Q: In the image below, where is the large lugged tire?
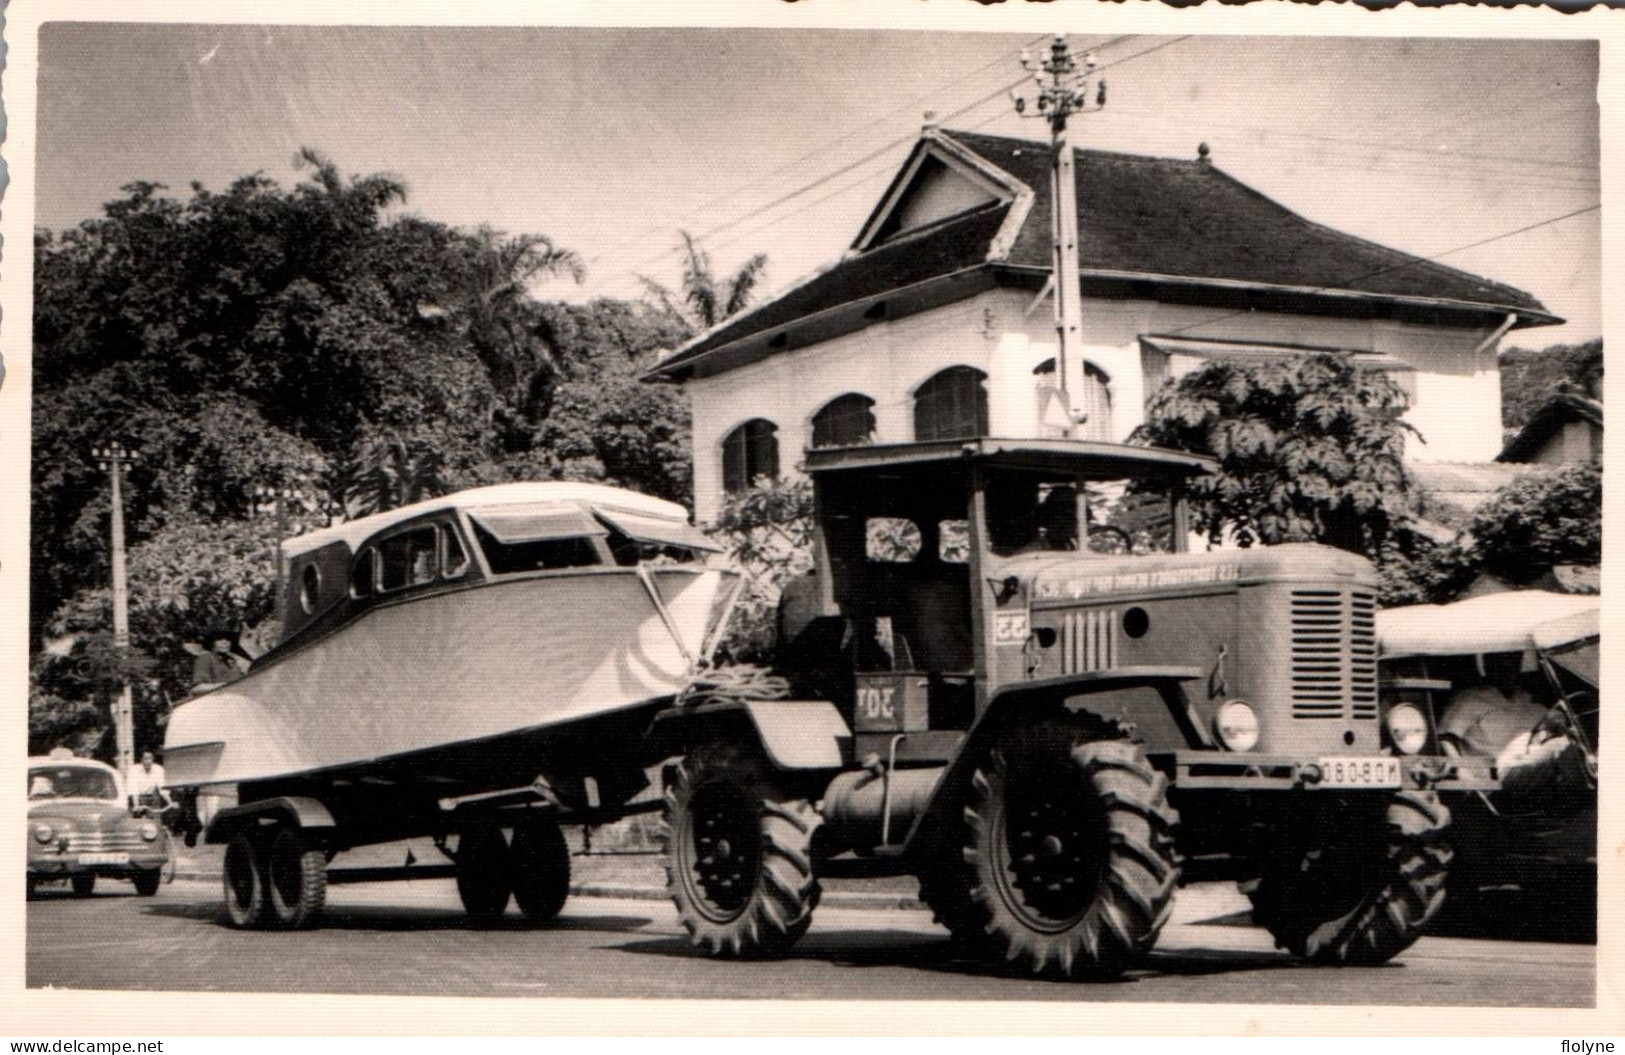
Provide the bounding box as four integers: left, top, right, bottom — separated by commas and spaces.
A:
952, 727, 1180, 978
661, 745, 821, 958
512, 820, 571, 922
222, 834, 267, 928
1245, 789, 1452, 965
456, 826, 514, 921
265, 829, 327, 929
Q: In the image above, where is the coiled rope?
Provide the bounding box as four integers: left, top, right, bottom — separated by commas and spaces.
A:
676, 663, 791, 707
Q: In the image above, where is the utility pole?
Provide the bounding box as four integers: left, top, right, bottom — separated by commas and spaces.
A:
1013, 35, 1107, 437
93, 441, 137, 779
252, 483, 295, 615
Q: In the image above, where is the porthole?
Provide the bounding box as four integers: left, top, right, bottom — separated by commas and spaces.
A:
1123, 606, 1150, 639
299, 565, 322, 615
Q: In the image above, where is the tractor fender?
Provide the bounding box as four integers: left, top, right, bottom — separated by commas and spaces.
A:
903, 665, 1205, 849
204, 795, 337, 845
647, 699, 852, 771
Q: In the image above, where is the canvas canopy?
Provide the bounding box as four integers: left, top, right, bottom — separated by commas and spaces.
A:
1378, 591, 1600, 659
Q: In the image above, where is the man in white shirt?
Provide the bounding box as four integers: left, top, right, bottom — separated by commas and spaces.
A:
127, 751, 170, 812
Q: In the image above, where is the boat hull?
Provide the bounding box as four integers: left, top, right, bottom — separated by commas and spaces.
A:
164, 567, 734, 789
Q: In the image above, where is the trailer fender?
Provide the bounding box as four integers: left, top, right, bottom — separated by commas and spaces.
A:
648, 700, 852, 771
906, 665, 1204, 848
204, 795, 337, 845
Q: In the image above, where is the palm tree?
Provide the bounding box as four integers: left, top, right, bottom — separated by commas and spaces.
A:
344, 438, 447, 518
642, 231, 768, 332
449, 226, 584, 400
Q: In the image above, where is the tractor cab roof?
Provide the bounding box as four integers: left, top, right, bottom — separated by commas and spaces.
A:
803, 437, 1215, 482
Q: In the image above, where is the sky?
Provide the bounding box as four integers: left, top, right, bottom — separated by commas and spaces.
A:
35, 25, 1602, 345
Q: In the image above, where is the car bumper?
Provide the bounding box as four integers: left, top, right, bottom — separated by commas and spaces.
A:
28, 852, 169, 877
1168, 751, 1500, 793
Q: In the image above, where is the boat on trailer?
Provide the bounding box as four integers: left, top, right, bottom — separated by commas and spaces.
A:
162, 481, 738, 928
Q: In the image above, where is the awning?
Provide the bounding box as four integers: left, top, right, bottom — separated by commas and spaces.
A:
467, 504, 606, 545
1378, 591, 1600, 658
1140, 335, 1415, 372
595, 507, 722, 552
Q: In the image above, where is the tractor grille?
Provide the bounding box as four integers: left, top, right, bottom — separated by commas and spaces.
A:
1289, 588, 1378, 720
1060, 609, 1116, 674
65, 830, 149, 853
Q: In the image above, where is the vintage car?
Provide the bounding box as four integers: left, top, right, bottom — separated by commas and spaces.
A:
27, 752, 170, 898
1378, 591, 1598, 918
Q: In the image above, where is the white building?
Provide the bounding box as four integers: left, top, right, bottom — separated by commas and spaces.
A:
644, 127, 1560, 523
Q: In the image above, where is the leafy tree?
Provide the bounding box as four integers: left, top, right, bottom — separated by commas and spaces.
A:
1500, 338, 1603, 436
641, 230, 768, 331
705, 477, 815, 661
1132, 353, 1416, 558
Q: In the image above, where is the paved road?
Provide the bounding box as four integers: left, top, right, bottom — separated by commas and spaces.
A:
26, 879, 1593, 1006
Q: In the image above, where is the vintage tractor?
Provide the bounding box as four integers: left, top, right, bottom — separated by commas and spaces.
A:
652, 437, 1494, 977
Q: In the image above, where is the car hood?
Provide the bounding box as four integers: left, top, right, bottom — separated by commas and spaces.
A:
28, 799, 132, 828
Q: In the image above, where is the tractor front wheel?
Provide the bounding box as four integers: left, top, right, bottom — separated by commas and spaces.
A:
954, 727, 1180, 978
1245, 789, 1452, 965
662, 745, 820, 958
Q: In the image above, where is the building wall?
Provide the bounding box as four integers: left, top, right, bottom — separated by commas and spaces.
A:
685, 287, 1508, 521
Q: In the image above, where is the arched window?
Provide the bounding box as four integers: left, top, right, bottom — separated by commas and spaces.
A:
1034, 358, 1113, 441
913, 366, 989, 442
721, 418, 780, 495
811, 394, 877, 449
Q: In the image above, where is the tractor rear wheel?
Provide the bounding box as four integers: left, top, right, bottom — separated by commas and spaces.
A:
222, 834, 267, 928
265, 829, 327, 929
1244, 789, 1452, 965
954, 726, 1180, 978
662, 745, 820, 958
512, 820, 571, 922
456, 826, 514, 921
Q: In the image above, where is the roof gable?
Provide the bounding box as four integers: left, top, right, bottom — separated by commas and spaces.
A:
647, 128, 1556, 383
1497, 392, 1603, 463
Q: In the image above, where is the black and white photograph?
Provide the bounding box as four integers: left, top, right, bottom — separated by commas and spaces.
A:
4, 0, 1614, 1036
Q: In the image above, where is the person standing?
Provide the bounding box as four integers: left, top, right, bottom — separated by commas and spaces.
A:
191, 630, 242, 694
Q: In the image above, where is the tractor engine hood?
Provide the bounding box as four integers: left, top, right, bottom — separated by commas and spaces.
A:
1000, 542, 1375, 607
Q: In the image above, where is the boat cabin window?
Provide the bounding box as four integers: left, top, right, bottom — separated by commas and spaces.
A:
476, 528, 600, 574
351, 548, 379, 599
467, 504, 607, 575
442, 526, 470, 580
594, 507, 719, 568
984, 470, 1080, 556
377, 527, 442, 592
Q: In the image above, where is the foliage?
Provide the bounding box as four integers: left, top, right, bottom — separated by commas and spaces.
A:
641, 230, 768, 331
1377, 463, 1601, 605
1499, 339, 1603, 435
1132, 353, 1417, 558
705, 477, 816, 661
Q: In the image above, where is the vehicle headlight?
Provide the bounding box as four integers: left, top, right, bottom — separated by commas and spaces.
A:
1214, 700, 1260, 752
139, 822, 160, 842
1387, 704, 1429, 755
33, 823, 54, 844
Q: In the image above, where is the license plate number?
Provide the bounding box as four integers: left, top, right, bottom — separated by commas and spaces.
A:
1316, 757, 1401, 789
78, 852, 129, 865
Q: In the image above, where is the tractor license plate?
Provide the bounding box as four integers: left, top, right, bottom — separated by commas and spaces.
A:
1315, 757, 1401, 789
78, 852, 128, 865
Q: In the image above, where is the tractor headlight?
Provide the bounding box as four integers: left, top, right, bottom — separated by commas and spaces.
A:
1386, 704, 1429, 755
139, 822, 160, 842
33, 823, 54, 844
1214, 700, 1260, 752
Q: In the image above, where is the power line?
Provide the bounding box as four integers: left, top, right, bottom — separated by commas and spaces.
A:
1160, 203, 1600, 339
602, 34, 1159, 286
583, 34, 1058, 270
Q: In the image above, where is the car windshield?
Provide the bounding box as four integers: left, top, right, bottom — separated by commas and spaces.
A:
28, 766, 119, 801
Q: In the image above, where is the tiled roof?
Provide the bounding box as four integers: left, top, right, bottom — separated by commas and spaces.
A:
649, 129, 1553, 380
1498, 392, 1603, 463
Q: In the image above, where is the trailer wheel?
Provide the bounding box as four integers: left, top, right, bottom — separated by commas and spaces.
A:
132, 869, 162, 897
956, 727, 1179, 978
455, 826, 513, 921
511, 820, 571, 922
662, 745, 821, 958
71, 875, 96, 898
265, 829, 327, 929
1245, 790, 1452, 965
223, 833, 268, 928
